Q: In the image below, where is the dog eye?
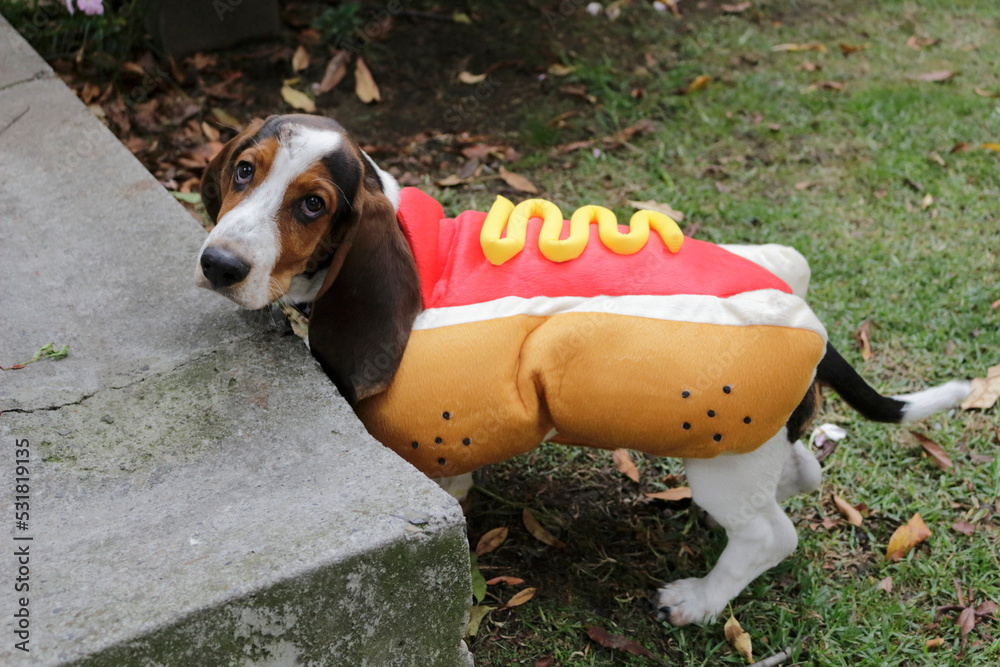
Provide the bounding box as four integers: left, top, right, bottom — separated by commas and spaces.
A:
234, 161, 254, 185
301, 195, 325, 217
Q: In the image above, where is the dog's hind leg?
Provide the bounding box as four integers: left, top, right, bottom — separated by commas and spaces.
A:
657, 429, 798, 626
775, 440, 822, 502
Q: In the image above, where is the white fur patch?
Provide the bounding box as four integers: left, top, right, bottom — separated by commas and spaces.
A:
362, 150, 401, 212
198, 125, 343, 309
895, 380, 972, 422
414, 290, 828, 340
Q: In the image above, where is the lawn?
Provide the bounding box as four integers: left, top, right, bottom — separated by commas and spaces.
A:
449, 1, 998, 664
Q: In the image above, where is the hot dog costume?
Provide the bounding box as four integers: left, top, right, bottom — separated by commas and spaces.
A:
354, 188, 827, 478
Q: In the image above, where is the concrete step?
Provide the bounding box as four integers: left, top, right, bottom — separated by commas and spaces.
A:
0, 16, 472, 666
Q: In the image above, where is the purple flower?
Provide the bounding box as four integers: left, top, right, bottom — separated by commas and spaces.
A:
66, 0, 105, 15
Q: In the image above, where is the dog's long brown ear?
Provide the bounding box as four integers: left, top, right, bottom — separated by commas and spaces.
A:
308, 164, 422, 405
200, 118, 265, 223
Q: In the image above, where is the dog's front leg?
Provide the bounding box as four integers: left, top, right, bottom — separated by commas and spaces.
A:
657, 429, 798, 626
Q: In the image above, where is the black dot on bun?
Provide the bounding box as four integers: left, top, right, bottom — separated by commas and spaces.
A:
438, 457, 446, 465
707, 410, 716, 418
713, 433, 723, 442
681, 390, 691, 398
411, 441, 419, 449
435, 437, 443, 444
723, 385, 732, 394
682, 422, 691, 430
442, 411, 451, 420
462, 437, 471, 446
744, 416, 752, 424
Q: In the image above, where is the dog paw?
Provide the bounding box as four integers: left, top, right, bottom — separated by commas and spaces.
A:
655, 578, 722, 626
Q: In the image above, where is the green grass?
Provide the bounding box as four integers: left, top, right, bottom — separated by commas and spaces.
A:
459, 0, 999, 664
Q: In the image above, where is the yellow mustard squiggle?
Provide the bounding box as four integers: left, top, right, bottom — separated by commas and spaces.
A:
480, 195, 684, 265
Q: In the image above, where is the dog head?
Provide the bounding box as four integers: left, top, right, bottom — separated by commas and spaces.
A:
195, 114, 400, 309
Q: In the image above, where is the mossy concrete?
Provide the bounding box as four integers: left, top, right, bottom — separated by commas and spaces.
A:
0, 17, 472, 666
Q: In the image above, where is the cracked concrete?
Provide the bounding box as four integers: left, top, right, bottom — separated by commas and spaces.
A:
0, 16, 472, 666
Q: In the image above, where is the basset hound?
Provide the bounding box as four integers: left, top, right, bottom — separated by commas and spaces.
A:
195, 114, 971, 626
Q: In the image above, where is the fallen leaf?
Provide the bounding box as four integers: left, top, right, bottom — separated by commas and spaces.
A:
470, 554, 487, 602
645, 487, 692, 501
291, 45, 310, 73
466, 605, 495, 636
833, 493, 864, 527
886, 513, 932, 562
210, 107, 242, 130
458, 71, 487, 84
951, 520, 975, 536
686, 74, 712, 94
354, 57, 381, 103
839, 42, 866, 56
912, 70, 958, 82
795, 181, 816, 190
772, 42, 827, 53
628, 200, 684, 221
314, 50, 350, 94
921, 193, 935, 209
950, 142, 970, 153
928, 151, 947, 167
715, 181, 733, 194
906, 36, 938, 50
585, 626, 657, 659
504, 587, 537, 608
957, 606, 976, 636
452, 11, 472, 24
809, 80, 846, 92
200, 122, 220, 142
926, 636, 945, 648
558, 139, 595, 153
476, 527, 509, 555
720, 2, 751, 12
856, 319, 873, 360
281, 85, 316, 112
724, 615, 753, 662
435, 174, 467, 187
796, 61, 821, 72
523, 508, 566, 548
612, 449, 640, 483
877, 576, 893, 594
981, 142, 1000, 152
910, 431, 953, 470
961, 364, 1000, 410
547, 63, 575, 76
975, 600, 998, 616
499, 166, 539, 194
974, 88, 1000, 98
485, 576, 525, 586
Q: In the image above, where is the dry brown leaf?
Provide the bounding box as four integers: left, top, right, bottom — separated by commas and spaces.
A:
951, 520, 975, 536
210, 107, 242, 130
797, 61, 821, 72
200, 121, 220, 142
435, 175, 467, 187
645, 487, 692, 501
504, 587, 537, 608
886, 513, 932, 562
974, 88, 1000, 98
724, 615, 753, 662
612, 449, 640, 483
833, 494, 864, 527
354, 57, 381, 103
686, 75, 712, 94
476, 527, 509, 556
856, 319, 873, 360
907, 36, 938, 50
913, 70, 958, 82
585, 626, 657, 659
910, 431, 953, 470
720, 2, 751, 13
281, 85, 316, 112
292, 45, 310, 73
957, 606, 976, 636
628, 200, 685, 222
950, 142, 970, 153
315, 50, 350, 94
981, 142, 1000, 152
922, 193, 935, 211
485, 576, 525, 586
458, 71, 487, 84
547, 63, 575, 76
499, 166, 539, 194
522, 508, 566, 548
877, 576, 893, 594
809, 80, 847, 92
961, 364, 1000, 410
772, 42, 827, 53
839, 42, 866, 56
926, 636, 945, 648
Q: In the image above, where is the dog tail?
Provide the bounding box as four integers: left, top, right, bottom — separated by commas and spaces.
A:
816, 342, 971, 423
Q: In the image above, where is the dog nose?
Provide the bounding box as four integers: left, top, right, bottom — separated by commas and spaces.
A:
200, 247, 250, 288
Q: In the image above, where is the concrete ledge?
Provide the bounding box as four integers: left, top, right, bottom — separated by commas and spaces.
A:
0, 17, 472, 666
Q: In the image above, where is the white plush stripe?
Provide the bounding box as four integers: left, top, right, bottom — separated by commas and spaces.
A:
895, 380, 972, 422
413, 289, 828, 340
719, 244, 811, 299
